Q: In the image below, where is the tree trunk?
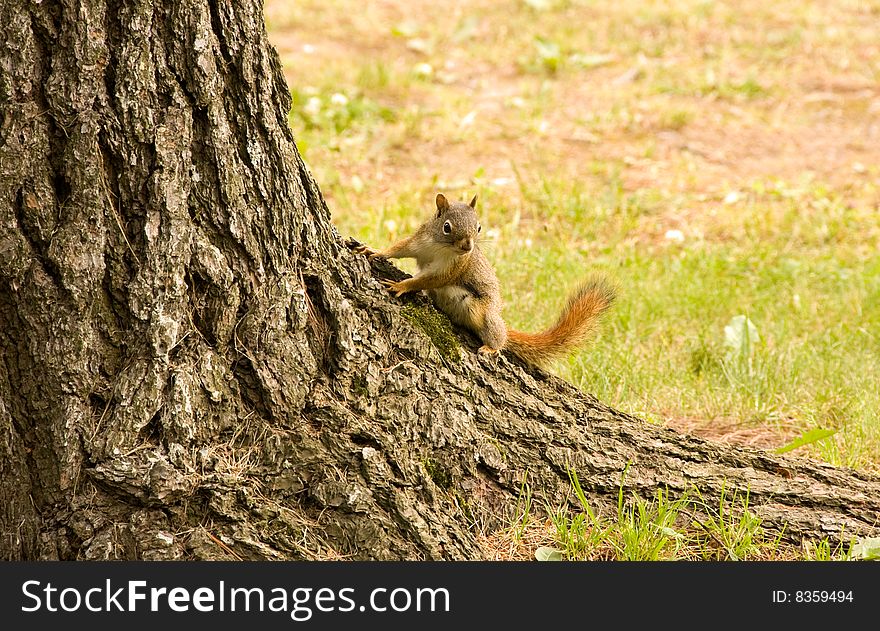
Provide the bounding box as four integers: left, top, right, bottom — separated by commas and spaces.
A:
1, 0, 877, 561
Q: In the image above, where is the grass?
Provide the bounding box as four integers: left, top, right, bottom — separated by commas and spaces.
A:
266, 0, 880, 555
492, 468, 857, 561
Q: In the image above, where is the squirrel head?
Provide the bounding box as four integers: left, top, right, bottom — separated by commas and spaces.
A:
433, 193, 481, 255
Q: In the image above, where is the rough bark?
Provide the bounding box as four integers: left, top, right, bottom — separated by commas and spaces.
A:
1, 0, 877, 561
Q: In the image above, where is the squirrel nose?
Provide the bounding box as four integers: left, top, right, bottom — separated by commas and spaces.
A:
459, 239, 473, 252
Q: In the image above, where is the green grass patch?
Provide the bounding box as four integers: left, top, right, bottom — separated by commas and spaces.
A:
484, 175, 880, 468
537, 468, 843, 561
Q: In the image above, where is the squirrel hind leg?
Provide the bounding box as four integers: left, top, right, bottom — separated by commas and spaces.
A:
479, 310, 508, 353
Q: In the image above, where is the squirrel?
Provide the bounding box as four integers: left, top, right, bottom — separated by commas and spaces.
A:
355, 193, 615, 367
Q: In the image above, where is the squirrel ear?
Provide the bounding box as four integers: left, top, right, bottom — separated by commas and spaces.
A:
469, 194, 478, 209
436, 193, 449, 216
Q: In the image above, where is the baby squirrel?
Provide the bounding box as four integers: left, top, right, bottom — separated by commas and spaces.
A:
355, 193, 615, 367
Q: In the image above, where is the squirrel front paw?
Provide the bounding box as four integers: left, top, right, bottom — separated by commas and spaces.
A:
381, 278, 410, 298
478, 345, 500, 356
354, 244, 384, 259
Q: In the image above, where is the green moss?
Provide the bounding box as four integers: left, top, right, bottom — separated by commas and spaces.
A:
402, 304, 462, 362
452, 490, 477, 527
423, 458, 453, 490
351, 375, 369, 397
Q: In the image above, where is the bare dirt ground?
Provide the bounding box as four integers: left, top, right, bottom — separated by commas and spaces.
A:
266, 0, 879, 206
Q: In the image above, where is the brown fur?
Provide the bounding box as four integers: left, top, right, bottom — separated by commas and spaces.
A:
505, 278, 616, 367
356, 194, 615, 367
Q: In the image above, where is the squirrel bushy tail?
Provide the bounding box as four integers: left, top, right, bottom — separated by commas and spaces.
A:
505, 278, 616, 367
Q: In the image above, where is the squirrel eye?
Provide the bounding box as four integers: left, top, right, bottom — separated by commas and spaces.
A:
477, 224, 482, 233
443, 221, 452, 234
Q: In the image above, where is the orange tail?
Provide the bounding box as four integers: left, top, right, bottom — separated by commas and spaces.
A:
505, 278, 615, 367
